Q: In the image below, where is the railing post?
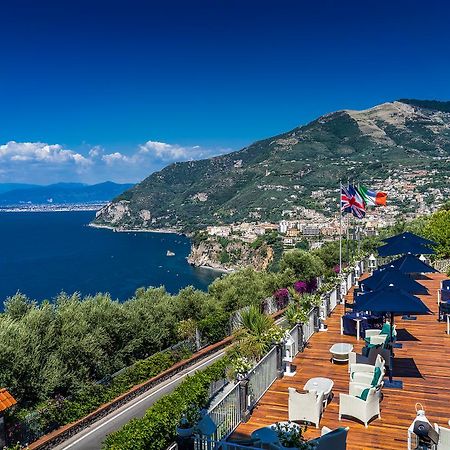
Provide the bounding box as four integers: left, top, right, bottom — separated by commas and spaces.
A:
326, 293, 331, 317
276, 343, 284, 379
176, 435, 194, 450
313, 307, 320, 332
239, 379, 251, 423
298, 323, 305, 351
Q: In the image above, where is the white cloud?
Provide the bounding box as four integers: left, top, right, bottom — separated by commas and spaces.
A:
0, 139, 230, 184
102, 152, 130, 164
0, 141, 90, 165
139, 141, 190, 160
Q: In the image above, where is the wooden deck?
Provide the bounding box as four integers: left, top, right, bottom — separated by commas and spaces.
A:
233, 273, 450, 449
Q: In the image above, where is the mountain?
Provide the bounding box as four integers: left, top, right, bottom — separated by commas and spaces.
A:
0, 183, 40, 194
94, 100, 450, 231
0, 182, 134, 206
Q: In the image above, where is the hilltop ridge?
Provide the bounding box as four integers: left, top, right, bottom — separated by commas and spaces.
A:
94, 100, 450, 232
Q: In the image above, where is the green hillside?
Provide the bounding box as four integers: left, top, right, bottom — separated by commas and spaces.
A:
94, 101, 450, 232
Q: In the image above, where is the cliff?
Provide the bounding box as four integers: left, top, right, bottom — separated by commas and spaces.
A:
187, 236, 274, 272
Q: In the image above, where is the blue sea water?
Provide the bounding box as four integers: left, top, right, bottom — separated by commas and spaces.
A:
0, 211, 221, 306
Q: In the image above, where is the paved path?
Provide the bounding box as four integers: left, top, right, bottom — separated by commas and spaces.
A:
54, 349, 226, 450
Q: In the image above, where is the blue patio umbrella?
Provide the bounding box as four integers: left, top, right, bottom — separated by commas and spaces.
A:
380, 254, 438, 274
360, 267, 429, 295
382, 231, 437, 247
378, 240, 435, 257
353, 284, 431, 388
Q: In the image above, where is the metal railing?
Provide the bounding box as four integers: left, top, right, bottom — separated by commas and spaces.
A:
208, 383, 242, 441
302, 308, 316, 344
194, 437, 262, 450
346, 272, 353, 290
288, 324, 300, 357
329, 288, 338, 312
247, 346, 278, 409
187, 270, 362, 448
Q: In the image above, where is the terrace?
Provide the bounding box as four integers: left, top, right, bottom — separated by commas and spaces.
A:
231, 272, 450, 449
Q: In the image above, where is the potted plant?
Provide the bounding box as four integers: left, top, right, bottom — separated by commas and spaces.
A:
273, 422, 316, 449
176, 404, 202, 437
264, 325, 288, 345
230, 356, 253, 381
285, 303, 309, 326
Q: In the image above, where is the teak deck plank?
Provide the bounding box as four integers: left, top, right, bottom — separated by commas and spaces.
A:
233, 273, 450, 449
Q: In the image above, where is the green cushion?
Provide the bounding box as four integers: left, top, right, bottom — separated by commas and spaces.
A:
380, 323, 391, 335
371, 367, 382, 386
357, 388, 370, 401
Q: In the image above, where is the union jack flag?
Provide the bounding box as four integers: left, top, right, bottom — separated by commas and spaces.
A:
341, 184, 366, 219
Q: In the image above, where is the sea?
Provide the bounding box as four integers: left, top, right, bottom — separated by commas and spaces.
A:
0, 210, 221, 307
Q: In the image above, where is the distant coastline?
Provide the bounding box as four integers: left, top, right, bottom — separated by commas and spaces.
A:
0, 203, 106, 213
88, 222, 185, 236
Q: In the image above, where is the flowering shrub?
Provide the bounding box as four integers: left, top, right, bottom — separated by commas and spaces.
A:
264, 325, 288, 345
273, 421, 315, 449
333, 264, 340, 274
274, 288, 289, 309
293, 281, 308, 294
306, 278, 317, 293
229, 356, 253, 380
293, 278, 318, 296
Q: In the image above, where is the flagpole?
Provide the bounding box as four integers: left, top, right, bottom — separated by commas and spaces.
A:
339, 180, 342, 275
346, 178, 350, 264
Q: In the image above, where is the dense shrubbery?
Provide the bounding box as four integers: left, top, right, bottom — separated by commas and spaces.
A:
8, 346, 192, 443
102, 358, 229, 450
1, 289, 188, 404
0, 248, 329, 403
1, 246, 340, 446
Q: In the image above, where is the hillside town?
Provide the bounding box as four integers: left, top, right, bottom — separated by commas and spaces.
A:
205, 166, 448, 249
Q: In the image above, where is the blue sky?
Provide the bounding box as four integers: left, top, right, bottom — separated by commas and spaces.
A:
1, 0, 450, 183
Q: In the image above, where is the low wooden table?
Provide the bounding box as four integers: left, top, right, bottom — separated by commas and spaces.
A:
329, 343, 353, 363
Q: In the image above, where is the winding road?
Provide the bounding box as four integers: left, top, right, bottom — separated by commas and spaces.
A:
54, 349, 226, 450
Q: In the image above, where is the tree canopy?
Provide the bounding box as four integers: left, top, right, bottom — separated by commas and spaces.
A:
279, 249, 325, 281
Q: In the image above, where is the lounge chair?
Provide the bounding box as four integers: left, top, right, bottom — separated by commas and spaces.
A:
339, 387, 381, 427
351, 365, 385, 389
348, 347, 390, 372
365, 334, 389, 348
349, 380, 384, 400
350, 355, 385, 381
364, 323, 397, 344
288, 387, 324, 428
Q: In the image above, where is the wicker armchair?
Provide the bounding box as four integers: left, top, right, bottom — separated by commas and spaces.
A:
288, 387, 324, 428
434, 420, 450, 450
339, 387, 381, 427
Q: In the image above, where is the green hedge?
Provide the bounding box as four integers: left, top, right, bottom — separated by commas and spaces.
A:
12, 346, 193, 440
102, 357, 228, 450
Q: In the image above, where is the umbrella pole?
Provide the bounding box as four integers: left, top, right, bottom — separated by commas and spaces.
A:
385, 312, 403, 389
389, 312, 394, 383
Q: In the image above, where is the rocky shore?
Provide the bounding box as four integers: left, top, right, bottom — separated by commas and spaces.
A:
187, 236, 273, 272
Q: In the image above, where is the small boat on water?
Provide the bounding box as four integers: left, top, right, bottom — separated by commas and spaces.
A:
166, 250, 175, 256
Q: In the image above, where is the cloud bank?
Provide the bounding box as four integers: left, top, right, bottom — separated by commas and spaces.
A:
0, 140, 229, 184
